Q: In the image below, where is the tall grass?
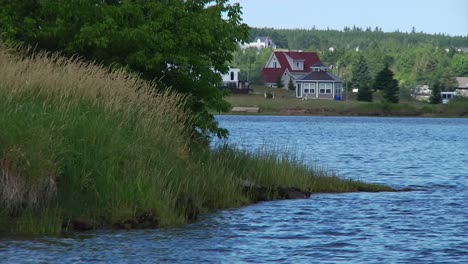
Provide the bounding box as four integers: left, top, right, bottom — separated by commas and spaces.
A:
0, 43, 193, 233
0, 44, 392, 235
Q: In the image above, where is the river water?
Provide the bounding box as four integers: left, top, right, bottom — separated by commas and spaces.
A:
1, 116, 468, 263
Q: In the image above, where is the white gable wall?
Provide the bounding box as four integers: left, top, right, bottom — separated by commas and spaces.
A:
221, 68, 240, 83
265, 54, 281, 68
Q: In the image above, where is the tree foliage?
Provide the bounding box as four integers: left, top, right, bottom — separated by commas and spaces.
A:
288, 78, 295, 90
0, 0, 249, 139
429, 82, 442, 104
383, 79, 400, 103
275, 74, 284, 88
357, 85, 373, 102
375, 63, 399, 103
352, 55, 373, 102
231, 47, 272, 84
374, 63, 394, 91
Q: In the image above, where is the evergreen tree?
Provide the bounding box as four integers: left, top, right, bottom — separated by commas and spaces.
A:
374, 63, 394, 91
352, 54, 373, 102
375, 63, 399, 103
288, 78, 295, 90
275, 75, 284, 88
429, 82, 442, 104
357, 84, 373, 102
383, 79, 400, 103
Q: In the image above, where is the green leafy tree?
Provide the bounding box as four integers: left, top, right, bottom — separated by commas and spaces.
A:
438, 70, 458, 91
429, 82, 442, 104
375, 63, 399, 103
231, 47, 272, 84
0, 0, 249, 139
287, 78, 295, 90
451, 54, 468, 77
352, 54, 373, 102
275, 75, 284, 88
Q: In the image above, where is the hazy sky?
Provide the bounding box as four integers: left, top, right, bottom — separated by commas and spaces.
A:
231, 0, 468, 36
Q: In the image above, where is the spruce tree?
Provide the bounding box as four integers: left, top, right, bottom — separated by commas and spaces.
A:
275, 75, 284, 88
375, 63, 399, 103
352, 54, 373, 102
374, 63, 393, 91
288, 78, 295, 90
357, 84, 373, 102
429, 82, 442, 104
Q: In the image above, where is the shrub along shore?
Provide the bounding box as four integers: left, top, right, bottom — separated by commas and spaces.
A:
0, 45, 394, 236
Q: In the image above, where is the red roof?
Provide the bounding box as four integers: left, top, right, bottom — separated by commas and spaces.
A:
262, 51, 321, 83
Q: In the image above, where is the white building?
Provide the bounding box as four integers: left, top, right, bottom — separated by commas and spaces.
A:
220, 68, 240, 88
241, 36, 275, 49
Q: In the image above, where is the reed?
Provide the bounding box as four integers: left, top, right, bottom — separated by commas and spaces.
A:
0, 44, 392, 235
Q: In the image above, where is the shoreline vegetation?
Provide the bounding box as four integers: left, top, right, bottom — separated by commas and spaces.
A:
224, 86, 468, 117
0, 45, 395, 236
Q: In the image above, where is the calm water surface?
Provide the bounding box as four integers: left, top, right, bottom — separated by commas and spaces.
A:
1, 116, 467, 263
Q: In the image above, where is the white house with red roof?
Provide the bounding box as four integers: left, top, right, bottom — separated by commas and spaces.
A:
262, 50, 343, 99
262, 50, 320, 87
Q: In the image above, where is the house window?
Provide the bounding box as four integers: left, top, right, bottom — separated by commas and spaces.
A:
303, 83, 315, 94
230, 71, 235, 81
319, 83, 332, 94
293, 61, 304, 70
273, 62, 277, 68
296, 83, 302, 97
309, 83, 316, 94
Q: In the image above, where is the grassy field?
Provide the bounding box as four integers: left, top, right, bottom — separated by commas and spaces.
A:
0, 44, 393, 236
225, 85, 468, 117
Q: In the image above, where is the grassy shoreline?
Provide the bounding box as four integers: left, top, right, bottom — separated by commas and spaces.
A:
1, 45, 393, 236
224, 87, 468, 118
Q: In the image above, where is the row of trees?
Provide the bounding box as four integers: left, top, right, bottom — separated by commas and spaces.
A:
250, 27, 467, 54
352, 55, 399, 103
0, 0, 249, 139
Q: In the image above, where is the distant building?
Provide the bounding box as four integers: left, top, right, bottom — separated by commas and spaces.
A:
412, 84, 432, 101
441, 91, 457, 104
455, 77, 468, 97
295, 64, 343, 100
241, 36, 276, 49
219, 67, 250, 93
262, 50, 321, 87
262, 50, 342, 99
220, 68, 240, 88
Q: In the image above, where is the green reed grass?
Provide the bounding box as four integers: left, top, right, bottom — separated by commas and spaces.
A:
0, 43, 392, 235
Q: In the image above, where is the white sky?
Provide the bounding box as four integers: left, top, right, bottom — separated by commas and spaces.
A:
230, 0, 468, 36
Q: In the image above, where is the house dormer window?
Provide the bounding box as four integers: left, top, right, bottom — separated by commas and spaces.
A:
293, 61, 304, 70
273, 62, 277, 68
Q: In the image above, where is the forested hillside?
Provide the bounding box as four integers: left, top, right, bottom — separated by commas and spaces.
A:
233, 27, 468, 90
